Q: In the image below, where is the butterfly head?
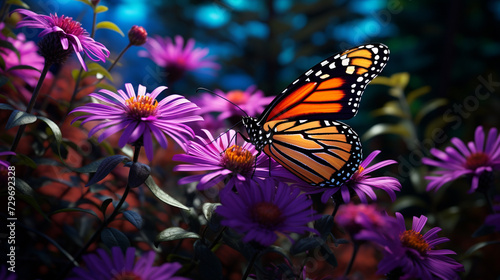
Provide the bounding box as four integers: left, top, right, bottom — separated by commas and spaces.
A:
241, 116, 266, 150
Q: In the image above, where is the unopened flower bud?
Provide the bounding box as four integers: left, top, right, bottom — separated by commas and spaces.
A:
128, 25, 147, 46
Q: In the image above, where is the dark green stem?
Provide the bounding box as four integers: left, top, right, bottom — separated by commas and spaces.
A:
482, 189, 495, 214
242, 250, 259, 280
209, 226, 227, 250
59, 145, 141, 279
0, 3, 11, 22
77, 43, 132, 93
344, 242, 360, 277
331, 201, 340, 219
9, 62, 51, 155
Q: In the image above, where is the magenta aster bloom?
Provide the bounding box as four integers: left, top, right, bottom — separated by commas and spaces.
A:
14, 9, 109, 70
68, 247, 189, 280
173, 129, 300, 191
216, 179, 321, 247
197, 85, 274, 120
336, 203, 396, 241
0, 23, 46, 100
359, 213, 464, 280
138, 35, 219, 82
423, 126, 500, 193
302, 150, 401, 204
0, 151, 15, 169
71, 83, 202, 161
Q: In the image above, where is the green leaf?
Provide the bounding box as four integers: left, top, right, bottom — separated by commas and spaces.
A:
7, 0, 30, 8
51, 207, 99, 218
372, 100, 406, 118
95, 82, 117, 92
71, 69, 82, 81
7, 64, 42, 73
101, 227, 130, 251
6, 110, 37, 129
95, 21, 125, 36
37, 116, 63, 158
95, 5, 109, 13
99, 198, 113, 214
463, 241, 500, 258
14, 177, 34, 196
373, 72, 410, 89
123, 210, 143, 229
81, 62, 113, 81
144, 176, 189, 210
414, 98, 448, 124
406, 86, 431, 104
73, 158, 106, 173
361, 122, 411, 141
86, 155, 128, 186
15, 153, 37, 169
0, 103, 15, 111
194, 240, 223, 280
155, 227, 200, 246
17, 192, 49, 221
392, 196, 428, 212
0, 40, 20, 61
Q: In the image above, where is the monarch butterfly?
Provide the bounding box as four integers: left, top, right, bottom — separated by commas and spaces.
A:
242, 43, 390, 187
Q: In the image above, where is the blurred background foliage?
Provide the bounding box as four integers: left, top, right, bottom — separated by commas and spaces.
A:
12, 0, 500, 278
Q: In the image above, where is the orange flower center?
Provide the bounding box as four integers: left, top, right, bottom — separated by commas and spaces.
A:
226, 90, 247, 105
111, 271, 142, 280
465, 152, 490, 170
251, 202, 283, 228
221, 145, 255, 174
125, 95, 158, 119
400, 229, 431, 255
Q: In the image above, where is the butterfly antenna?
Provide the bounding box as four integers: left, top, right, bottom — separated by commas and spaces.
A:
196, 87, 250, 117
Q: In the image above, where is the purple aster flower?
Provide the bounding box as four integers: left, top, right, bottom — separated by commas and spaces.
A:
358, 213, 464, 280
302, 150, 401, 204
14, 9, 109, 70
336, 203, 396, 241
216, 179, 321, 247
68, 247, 189, 280
423, 126, 500, 193
138, 35, 219, 82
0, 152, 16, 170
173, 129, 300, 191
70, 83, 203, 161
0, 23, 46, 100
197, 85, 274, 120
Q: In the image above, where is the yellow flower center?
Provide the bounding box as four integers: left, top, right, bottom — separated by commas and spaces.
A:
221, 145, 255, 174
111, 271, 142, 280
400, 229, 431, 255
226, 90, 247, 105
251, 202, 283, 229
465, 152, 490, 170
125, 95, 158, 119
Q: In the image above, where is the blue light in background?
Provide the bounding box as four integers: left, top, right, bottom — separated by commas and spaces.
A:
113, 1, 148, 24
348, 0, 386, 15
195, 4, 231, 28
274, 0, 292, 13
312, 31, 326, 46
220, 73, 255, 90
245, 21, 269, 38
332, 18, 395, 45
490, 0, 500, 20
224, 0, 264, 11
292, 14, 307, 29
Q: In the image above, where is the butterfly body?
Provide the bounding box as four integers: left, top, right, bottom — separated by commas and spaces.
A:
243, 43, 389, 188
